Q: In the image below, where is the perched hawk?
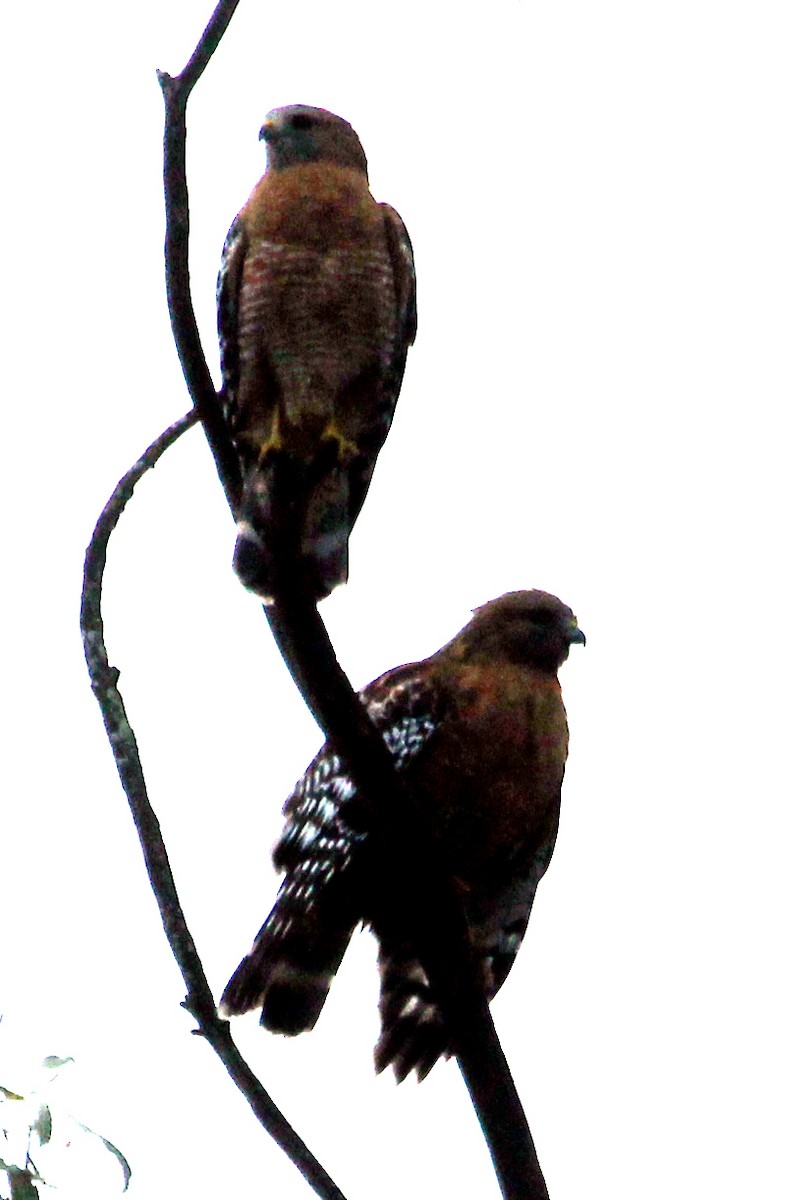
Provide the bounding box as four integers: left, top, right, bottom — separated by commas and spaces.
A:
221, 590, 585, 1081
217, 104, 416, 601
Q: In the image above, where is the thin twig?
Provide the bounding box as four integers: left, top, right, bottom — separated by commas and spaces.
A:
80, 411, 347, 1200
158, 0, 243, 511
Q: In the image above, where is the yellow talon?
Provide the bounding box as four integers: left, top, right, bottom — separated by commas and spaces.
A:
238, 408, 285, 463
322, 419, 359, 463
260, 407, 285, 461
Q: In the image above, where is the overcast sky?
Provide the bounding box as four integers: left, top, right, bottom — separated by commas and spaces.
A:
2, 2, 786, 1198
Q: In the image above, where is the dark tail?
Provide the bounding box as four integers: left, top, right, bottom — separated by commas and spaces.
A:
232, 454, 350, 602
220, 888, 356, 1034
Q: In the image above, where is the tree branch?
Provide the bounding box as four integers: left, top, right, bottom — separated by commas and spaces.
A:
80, 411, 347, 1200
157, 0, 243, 512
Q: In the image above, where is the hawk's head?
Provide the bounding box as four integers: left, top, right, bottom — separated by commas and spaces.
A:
260, 105, 368, 177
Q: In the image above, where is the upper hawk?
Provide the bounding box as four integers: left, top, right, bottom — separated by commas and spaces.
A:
217, 104, 417, 602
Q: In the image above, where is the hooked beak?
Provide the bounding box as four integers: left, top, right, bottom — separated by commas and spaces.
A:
567, 624, 586, 647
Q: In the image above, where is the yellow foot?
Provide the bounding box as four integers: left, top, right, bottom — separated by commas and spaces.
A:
322, 419, 359, 464
237, 408, 285, 464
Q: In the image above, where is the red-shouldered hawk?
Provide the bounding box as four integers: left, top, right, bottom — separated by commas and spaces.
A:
221, 590, 585, 1081
217, 104, 416, 602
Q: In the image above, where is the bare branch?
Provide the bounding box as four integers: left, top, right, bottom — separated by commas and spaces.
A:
80, 411, 347, 1200
157, 0, 243, 511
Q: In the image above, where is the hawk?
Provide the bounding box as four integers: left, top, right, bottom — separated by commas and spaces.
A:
221, 590, 585, 1081
217, 104, 416, 601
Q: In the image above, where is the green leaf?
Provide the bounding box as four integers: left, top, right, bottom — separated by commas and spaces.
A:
41, 1056, 74, 1071
7, 1166, 39, 1200
97, 1135, 131, 1192
32, 1106, 51, 1147
0, 1087, 24, 1101
74, 1123, 131, 1192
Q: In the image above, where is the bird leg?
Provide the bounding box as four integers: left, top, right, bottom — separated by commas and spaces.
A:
320, 418, 359, 465
255, 405, 285, 464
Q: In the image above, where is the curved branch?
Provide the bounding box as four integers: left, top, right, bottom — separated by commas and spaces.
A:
80, 411, 347, 1200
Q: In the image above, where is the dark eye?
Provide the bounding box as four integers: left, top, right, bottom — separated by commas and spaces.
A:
290, 113, 315, 131
529, 609, 553, 626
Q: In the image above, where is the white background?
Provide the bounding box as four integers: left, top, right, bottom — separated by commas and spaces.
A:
2, 2, 786, 1197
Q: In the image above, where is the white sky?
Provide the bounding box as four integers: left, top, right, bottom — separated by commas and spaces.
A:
2, 1, 786, 1197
